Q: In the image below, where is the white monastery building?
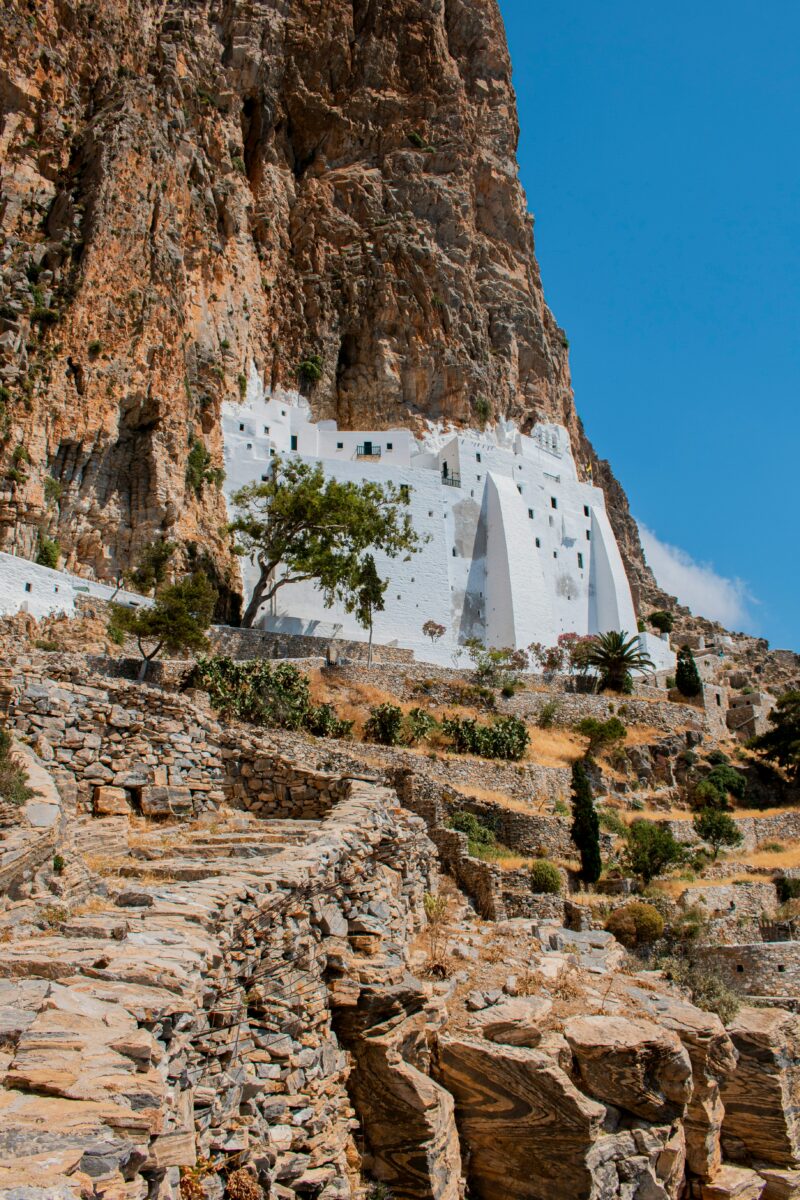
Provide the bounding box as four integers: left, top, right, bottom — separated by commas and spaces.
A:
222, 372, 672, 669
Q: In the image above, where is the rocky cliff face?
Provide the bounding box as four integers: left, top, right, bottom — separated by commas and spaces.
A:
0, 0, 656, 610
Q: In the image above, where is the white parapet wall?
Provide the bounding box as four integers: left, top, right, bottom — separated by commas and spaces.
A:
221, 369, 650, 667
0, 551, 149, 620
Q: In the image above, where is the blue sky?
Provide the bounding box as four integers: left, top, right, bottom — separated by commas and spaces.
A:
498, 0, 800, 649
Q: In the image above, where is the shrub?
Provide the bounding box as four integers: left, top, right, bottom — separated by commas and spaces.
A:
474, 397, 491, 425
305, 703, 353, 740
606, 901, 664, 948
442, 714, 530, 761
466, 639, 528, 689
87, 339, 102, 355
364, 703, 405, 746
192, 656, 348, 737
648, 610, 674, 634
598, 807, 628, 838
43, 475, 62, 505
660, 956, 740, 1023
296, 353, 323, 384
529, 860, 562, 894
449, 810, 504, 859
776, 877, 800, 904
35, 534, 60, 569
405, 706, 437, 744
52, 854, 65, 875
706, 749, 730, 766
186, 438, 224, 494
576, 716, 627, 758
422, 620, 446, 644
537, 700, 560, 729
676, 646, 702, 698
693, 763, 747, 810
623, 820, 685, 883
0, 726, 34, 807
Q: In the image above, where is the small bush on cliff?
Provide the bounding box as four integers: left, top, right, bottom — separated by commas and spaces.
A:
441, 714, 530, 761
0, 726, 34, 808
648, 610, 674, 634
35, 533, 60, 569
675, 646, 702, 697
449, 810, 506, 859
529, 860, 562, 894
693, 763, 747, 810
576, 716, 627, 758
296, 353, 323, 384
606, 901, 664, 948
186, 438, 224, 494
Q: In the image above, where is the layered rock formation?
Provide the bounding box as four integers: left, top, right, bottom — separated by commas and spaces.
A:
0, 0, 657, 609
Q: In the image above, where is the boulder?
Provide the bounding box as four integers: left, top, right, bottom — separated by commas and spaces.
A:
721, 1007, 800, 1168
93, 787, 130, 817
702, 1165, 766, 1200
473, 996, 552, 1047
631, 985, 737, 1179
759, 1168, 800, 1200
564, 1014, 692, 1122
139, 786, 193, 818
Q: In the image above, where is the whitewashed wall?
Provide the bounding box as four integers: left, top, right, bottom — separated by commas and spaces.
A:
0, 551, 149, 620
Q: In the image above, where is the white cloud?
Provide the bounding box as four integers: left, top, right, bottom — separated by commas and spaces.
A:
637, 522, 755, 630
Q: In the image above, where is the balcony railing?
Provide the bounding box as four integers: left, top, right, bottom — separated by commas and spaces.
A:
356, 444, 381, 458
442, 471, 461, 488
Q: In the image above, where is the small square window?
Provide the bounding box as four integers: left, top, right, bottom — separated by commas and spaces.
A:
239, 423, 245, 432
476, 452, 481, 463
583, 505, 589, 517
269, 448, 276, 456
477, 474, 482, 481
553, 550, 558, 558
428, 511, 433, 517
281, 409, 286, 416
261, 474, 268, 481
264, 425, 270, 434
246, 442, 252, 449
24, 582, 32, 593
528, 509, 534, 519
577, 552, 584, 569
337, 442, 343, 449
551, 496, 558, 509
386, 442, 393, 450
535, 538, 541, 548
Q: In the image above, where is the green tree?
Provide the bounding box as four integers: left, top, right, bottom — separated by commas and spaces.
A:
576, 716, 627, 758
582, 631, 654, 693
127, 537, 176, 596
750, 690, 800, 780
227, 457, 423, 626
648, 610, 674, 634
676, 646, 703, 697
109, 572, 216, 681
35, 534, 60, 569
693, 809, 743, 859
570, 759, 602, 883
623, 819, 684, 884
348, 553, 386, 668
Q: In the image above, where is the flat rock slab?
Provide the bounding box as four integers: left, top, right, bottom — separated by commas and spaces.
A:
473, 997, 553, 1047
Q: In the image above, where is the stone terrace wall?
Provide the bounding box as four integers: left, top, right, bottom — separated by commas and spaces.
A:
700, 943, 800, 1000
211, 625, 415, 664
666, 811, 800, 852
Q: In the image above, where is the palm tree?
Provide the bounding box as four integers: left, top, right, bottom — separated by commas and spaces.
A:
583, 630, 654, 693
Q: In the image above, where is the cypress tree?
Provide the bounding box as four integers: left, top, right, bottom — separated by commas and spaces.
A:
570, 759, 602, 883
676, 646, 702, 697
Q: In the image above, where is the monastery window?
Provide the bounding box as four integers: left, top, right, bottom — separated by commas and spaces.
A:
428, 511, 434, 517
528, 509, 534, 519
264, 425, 270, 434
577, 553, 584, 569
270, 448, 276, 456
584, 505, 590, 517
476, 452, 481, 462
452, 547, 457, 557
239, 423, 245, 431
290, 435, 298, 451
337, 442, 343, 449
281, 409, 286, 416
586, 530, 591, 540
54, 586, 59, 593
476, 474, 482, 481
551, 496, 558, 509
246, 442, 252, 449
386, 442, 393, 450
535, 538, 541, 548
553, 551, 558, 558
517, 485, 523, 494
24, 582, 32, 593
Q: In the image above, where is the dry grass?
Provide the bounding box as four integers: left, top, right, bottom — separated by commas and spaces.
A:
732, 843, 800, 870
527, 727, 585, 768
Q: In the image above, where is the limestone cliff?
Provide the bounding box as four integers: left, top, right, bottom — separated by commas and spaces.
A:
0, 0, 657, 611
